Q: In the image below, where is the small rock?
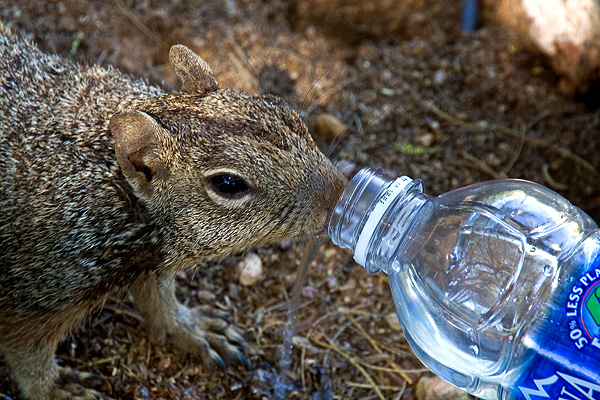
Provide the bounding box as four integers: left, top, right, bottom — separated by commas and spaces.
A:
237, 252, 264, 286
280, 240, 293, 250
385, 312, 402, 331
456, 112, 469, 121
485, 152, 502, 168
184, 366, 201, 376
484, 0, 600, 93
302, 285, 319, 299
426, 118, 443, 138
157, 356, 171, 371
128, 384, 152, 400
313, 113, 348, 142
326, 276, 338, 291
322, 247, 338, 261
433, 69, 446, 84
228, 281, 240, 297
416, 376, 471, 400
197, 289, 217, 302
416, 133, 435, 148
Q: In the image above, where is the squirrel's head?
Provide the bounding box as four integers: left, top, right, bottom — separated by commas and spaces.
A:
109, 45, 346, 260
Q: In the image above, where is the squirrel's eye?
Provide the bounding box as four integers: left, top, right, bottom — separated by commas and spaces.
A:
209, 174, 250, 197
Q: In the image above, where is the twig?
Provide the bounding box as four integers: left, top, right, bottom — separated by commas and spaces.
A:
100, 304, 144, 323
392, 381, 407, 400
502, 120, 526, 175
255, 298, 315, 345
256, 320, 287, 345
347, 382, 406, 391
170, 362, 191, 380
91, 355, 121, 365
423, 101, 599, 177
459, 150, 506, 179
359, 363, 429, 374
304, 73, 360, 116
542, 164, 568, 190
299, 307, 370, 392
311, 333, 387, 400
503, 110, 553, 174
114, 0, 162, 46
349, 317, 414, 384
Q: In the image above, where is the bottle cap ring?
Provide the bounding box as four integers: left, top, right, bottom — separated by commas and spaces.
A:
354, 176, 413, 266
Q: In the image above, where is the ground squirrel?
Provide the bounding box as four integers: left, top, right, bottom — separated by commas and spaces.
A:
0, 21, 346, 400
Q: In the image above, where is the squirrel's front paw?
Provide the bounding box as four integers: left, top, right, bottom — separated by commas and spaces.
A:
167, 304, 249, 369
50, 366, 110, 400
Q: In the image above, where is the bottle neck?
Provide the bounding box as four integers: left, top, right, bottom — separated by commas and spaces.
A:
328, 167, 427, 274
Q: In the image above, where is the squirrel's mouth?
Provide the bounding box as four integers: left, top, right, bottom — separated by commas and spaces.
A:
322, 207, 334, 235
305, 209, 331, 239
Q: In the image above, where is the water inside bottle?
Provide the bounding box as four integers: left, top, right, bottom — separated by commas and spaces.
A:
390, 262, 506, 398
388, 202, 563, 398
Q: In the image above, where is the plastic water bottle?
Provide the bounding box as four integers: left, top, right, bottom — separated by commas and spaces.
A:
328, 167, 600, 399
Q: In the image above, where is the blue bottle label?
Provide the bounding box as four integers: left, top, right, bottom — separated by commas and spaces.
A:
514, 261, 600, 399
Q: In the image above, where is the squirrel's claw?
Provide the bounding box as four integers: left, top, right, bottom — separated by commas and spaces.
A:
167, 304, 249, 370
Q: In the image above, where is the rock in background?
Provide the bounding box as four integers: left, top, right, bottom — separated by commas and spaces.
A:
483, 0, 600, 95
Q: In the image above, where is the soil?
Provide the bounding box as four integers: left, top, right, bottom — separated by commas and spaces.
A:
1, 0, 600, 399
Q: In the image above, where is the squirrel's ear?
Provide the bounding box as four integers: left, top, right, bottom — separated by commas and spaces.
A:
109, 110, 167, 196
169, 44, 218, 95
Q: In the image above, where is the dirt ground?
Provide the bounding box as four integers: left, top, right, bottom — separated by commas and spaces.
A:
1, 0, 600, 399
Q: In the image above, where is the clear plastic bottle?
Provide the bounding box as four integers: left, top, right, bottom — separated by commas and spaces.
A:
328, 167, 600, 399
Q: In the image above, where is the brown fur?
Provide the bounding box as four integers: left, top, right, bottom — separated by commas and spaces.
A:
0, 22, 345, 399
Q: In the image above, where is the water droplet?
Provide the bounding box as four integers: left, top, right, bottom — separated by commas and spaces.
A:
469, 345, 479, 357
530, 246, 536, 253
466, 328, 475, 340
447, 251, 458, 266
543, 265, 553, 277
391, 259, 402, 274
